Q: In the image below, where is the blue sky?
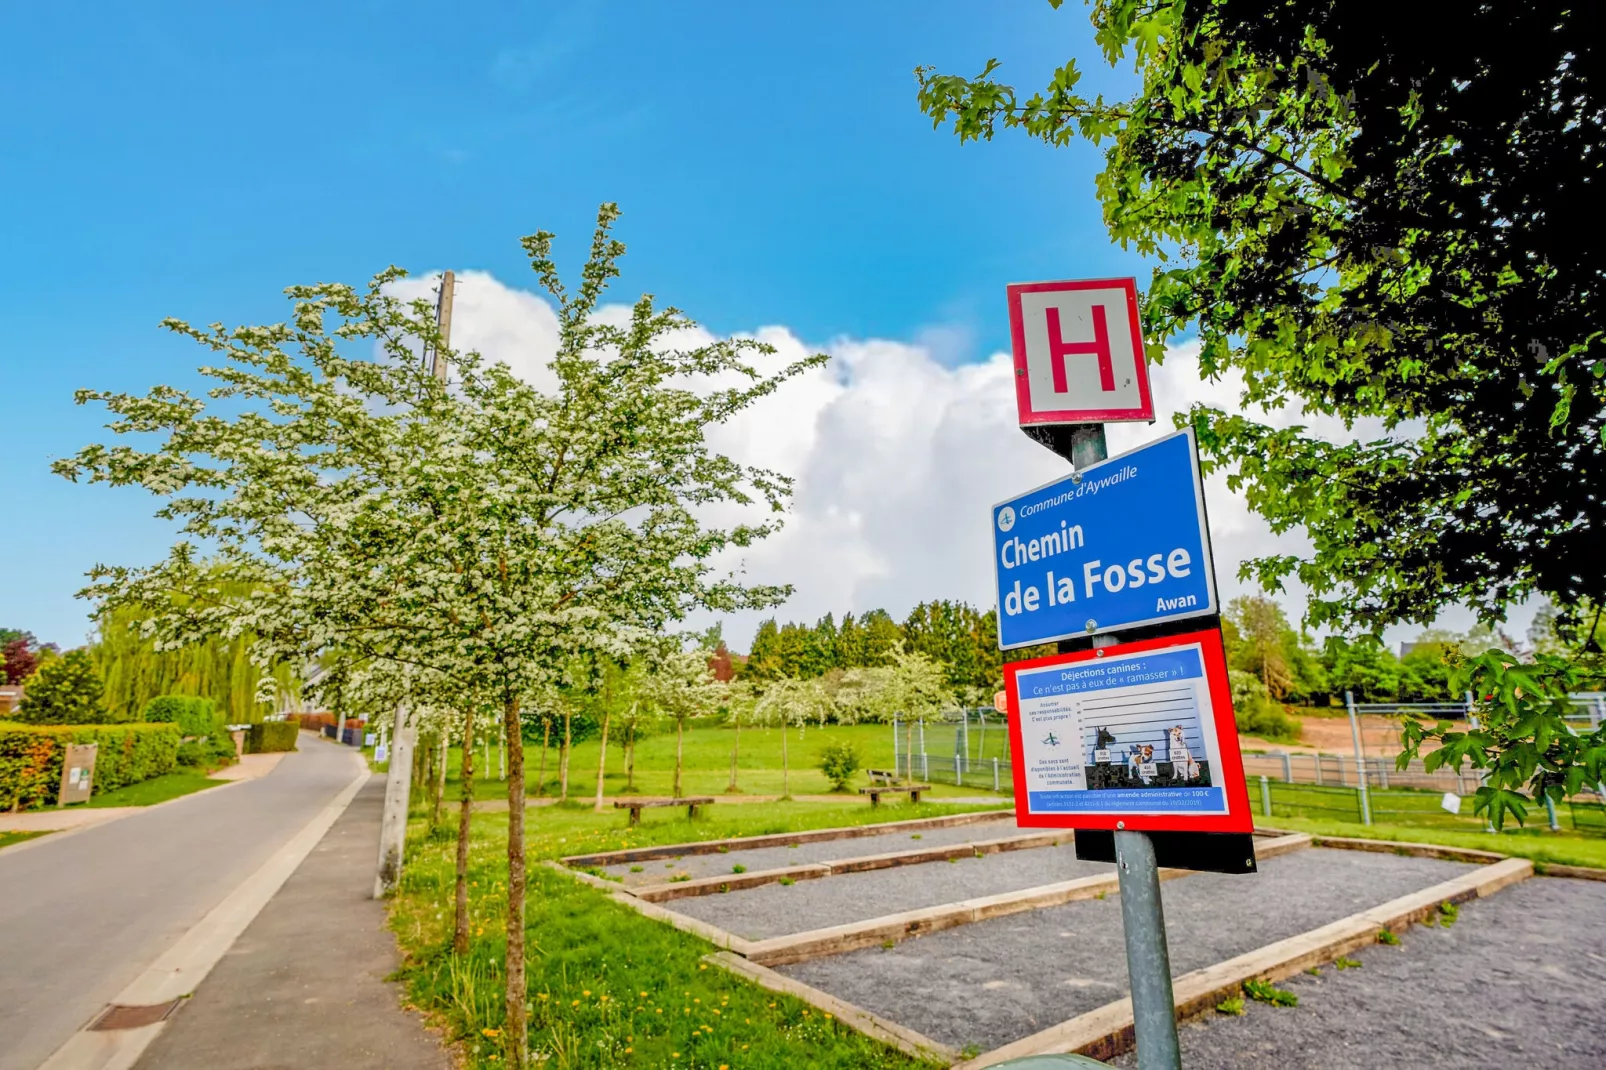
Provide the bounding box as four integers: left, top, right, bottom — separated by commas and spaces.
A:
3, 1, 1154, 648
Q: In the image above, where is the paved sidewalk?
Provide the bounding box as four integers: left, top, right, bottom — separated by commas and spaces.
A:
0, 736, 362, 1070
134, 774, 451, 1069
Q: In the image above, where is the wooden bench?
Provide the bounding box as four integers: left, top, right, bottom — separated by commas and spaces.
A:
865, 768, 898, 786
859, 784, 930, 807
614, 796, 715, 827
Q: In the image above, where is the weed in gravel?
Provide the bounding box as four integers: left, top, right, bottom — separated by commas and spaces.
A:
1378, 929, 1401, 945
717, 845, 729, 853
1216, 997, 1245, 1016
881, 939, 896, 950
1095, 891, 1107, 900
1437, 901, 1459, 926
630, 865, 644, 873
1335, 957, 1362, 970
1304, 967, 1320, 976
910, 834, 922, 840
669, 873, 691, 883
1243, 979, 1298, 1007
732, 864, 747, 874
961, 1044, 982, 1058
779, 877, 795, 886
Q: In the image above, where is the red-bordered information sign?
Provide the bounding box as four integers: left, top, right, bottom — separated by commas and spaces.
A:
1007, 277, 1154, 426
1004, 629, 1251, 833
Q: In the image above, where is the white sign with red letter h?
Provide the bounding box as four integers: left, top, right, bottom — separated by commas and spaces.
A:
1007, 277, 1154, 425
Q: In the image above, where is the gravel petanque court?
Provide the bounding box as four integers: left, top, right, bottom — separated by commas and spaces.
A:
668, 841, 1111, 939
1109, 875, 1606, 1070
777, 848, 1482, 1054
599, 813, 1025, 887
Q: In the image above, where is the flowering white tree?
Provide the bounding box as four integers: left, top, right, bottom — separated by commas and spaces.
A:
865, 645, 955, 782
755, 676, 834, 798
56, 204, 820, 1066
642, 640, 727, 799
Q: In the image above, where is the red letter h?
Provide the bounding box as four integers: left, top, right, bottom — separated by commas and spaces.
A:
1045, 304, 1114, 393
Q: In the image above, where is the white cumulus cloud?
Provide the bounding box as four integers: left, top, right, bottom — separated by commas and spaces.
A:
389, 270, 1523, 650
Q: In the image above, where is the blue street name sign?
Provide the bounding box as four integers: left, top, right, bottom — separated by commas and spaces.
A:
992, 427, 1217, 649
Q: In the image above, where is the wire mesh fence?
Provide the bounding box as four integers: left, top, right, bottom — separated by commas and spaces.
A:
1240, 751, 1491, 795
1245, 775, 1606, 836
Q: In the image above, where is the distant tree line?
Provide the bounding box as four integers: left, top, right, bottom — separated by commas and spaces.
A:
740, 594, 1586, 709
740, 600, 1056, 702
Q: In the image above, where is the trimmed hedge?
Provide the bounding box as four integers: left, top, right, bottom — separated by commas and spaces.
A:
0, 722, 182, 810
141, 695, 227, 737
245, 721, 299, 754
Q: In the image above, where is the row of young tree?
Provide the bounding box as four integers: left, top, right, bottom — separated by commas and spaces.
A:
742, 600, 1054, 701
58, 206, 819, 1066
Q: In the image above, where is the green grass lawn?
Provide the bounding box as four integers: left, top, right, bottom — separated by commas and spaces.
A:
80, 769, 225, 809
0, 830, 50, 851
390, 795, 997, 1068
386, 722, 1013, 803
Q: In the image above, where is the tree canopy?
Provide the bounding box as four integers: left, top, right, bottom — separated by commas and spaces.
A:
16, 649, 105, 724
918, 0, 1604, 637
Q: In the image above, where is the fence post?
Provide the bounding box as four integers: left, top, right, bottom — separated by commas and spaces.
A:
955, 752, 962, 786
1544, 794, 1560, 832
1259, 775, 1272, 819
1377, 757, 1389, 791
893, 717, 900, 779
993, 757, 1000, 793
1281, 752, 1292, 783
1345, 691, 1372, 826
1313, 753, 1323, 786
922, 752, 929, 782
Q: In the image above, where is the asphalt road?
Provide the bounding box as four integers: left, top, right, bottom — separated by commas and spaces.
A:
0, 735, 362, 1070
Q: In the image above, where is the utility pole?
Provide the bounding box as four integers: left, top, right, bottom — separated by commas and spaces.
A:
375, 272, 454, 898
430, 270, 456, 382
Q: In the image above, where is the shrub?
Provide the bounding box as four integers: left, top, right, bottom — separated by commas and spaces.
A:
0, 721, 181, 809
245, 721, 299, 753
176, 733, 238, 770
1229, 670, 1302, 742
141, 695, 224, 737
817, 740, 862, 791
16, 650, 106, 724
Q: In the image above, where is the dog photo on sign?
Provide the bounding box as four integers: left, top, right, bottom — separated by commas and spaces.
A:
1080, 700, 1212, 791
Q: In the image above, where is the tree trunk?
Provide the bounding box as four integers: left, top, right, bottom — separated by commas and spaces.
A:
674, 715, 684, 798
453, 707, 474, 954
625, 722, 636, 791
726, 717, 741, 793
593, 703, 611, 812
502, 694, 528, 1067
431, 728, 448, 829
559, 708, 572, 802
535, 718, 550, 797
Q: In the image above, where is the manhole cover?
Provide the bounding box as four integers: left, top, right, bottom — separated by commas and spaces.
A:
89, 1000, 183, 1031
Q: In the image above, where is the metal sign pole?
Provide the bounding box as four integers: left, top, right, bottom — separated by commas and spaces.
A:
1068, 424, 1182, 1070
